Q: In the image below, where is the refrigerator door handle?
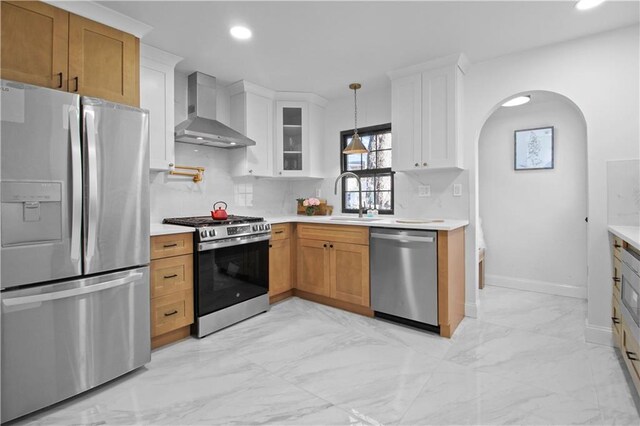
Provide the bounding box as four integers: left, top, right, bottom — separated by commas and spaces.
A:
69, 106, 82, 263
85, 110, 99, 261
2, 272, 144, 307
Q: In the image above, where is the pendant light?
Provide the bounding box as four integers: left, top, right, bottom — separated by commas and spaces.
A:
343, 83, 368, 154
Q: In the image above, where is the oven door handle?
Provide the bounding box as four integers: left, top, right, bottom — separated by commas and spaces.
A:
198, 233, 271, 252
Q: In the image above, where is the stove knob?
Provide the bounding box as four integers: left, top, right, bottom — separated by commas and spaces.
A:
266, 224, 271, 230
208, 230, 215, 237
200, 230, 207, 238
252, 225, 258, 231
259, 224, 265, 231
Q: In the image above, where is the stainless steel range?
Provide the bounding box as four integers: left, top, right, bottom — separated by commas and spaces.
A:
163, 215, 271, 337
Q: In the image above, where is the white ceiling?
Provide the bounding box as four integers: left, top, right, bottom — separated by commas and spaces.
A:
99, 1, 639, 99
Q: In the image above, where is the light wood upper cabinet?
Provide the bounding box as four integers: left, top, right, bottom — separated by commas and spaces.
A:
68, 14, 139, 106
140, 44, 182, 171
389, 54, 468, 171
1, 1, 69, 90
296, 238, 331, 297
330, 242, 370, 306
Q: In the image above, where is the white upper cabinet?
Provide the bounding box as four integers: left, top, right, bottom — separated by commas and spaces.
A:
229, 81, 275, 177
140, 44, 182, 171
389, 53, 468, 171
228, 82, 327, 178
274, 93, 326, 178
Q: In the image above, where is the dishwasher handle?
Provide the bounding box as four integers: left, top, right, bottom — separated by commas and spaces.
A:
371, 233, 434, 243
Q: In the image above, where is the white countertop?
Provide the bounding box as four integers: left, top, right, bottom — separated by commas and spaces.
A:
608, 225, 640, 250
266, 215, 469, 231
151, 223, 195, 236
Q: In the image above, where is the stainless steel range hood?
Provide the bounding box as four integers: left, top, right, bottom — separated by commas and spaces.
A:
175, 72, 256, 148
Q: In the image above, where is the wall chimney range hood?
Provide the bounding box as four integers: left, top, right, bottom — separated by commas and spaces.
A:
175, 72, 256, 148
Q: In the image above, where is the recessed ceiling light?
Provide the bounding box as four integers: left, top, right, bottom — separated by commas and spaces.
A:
230, 142, 237, 145
575, 0, 606, 10
196, 136, 203, 140
230, 26, 252, 40
502, 95, 531, 107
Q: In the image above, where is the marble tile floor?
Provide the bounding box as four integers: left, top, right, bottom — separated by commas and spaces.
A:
13, 286, 640, 425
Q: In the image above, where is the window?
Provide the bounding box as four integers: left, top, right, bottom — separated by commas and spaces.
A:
341, 123, 393, 214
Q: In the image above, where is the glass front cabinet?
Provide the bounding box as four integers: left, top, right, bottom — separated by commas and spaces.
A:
276, 101, 307, 177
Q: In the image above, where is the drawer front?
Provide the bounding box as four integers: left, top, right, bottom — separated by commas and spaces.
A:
621, 319, 640, 396
297, 223, 369, 245
271, 223, 291, 241
150, 254, 193, 298
613, 235, 624, 259
151, 233, 193, 260
613, 255, 622, 300
151, 289, 194, 337
612, 296, 622, 344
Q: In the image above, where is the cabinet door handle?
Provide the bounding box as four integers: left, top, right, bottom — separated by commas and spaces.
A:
269, 244, 273, 248
164, 310, 178, 317
414, 163, 419, 167
72, 76, 79, 92
612, 316, 620, 324
613, 277, 621, 282
330, 244, 334, 248
56, 72, 63, 88
323, 244, 327, 248
614, 244, 622, 248
423, 162, 428, 167
163, 243, 178, 248
163, 274, 178, 279
626, 351, 639, 361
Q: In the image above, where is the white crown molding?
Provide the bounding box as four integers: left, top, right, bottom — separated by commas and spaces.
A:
227, 80, 276, 99
275, 91, 329, 107
387, 52, 470, 80
43, 1, 153, 38
141, 44, 183, 67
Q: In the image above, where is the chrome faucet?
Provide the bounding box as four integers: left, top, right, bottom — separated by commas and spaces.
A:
334, 172, 363, 218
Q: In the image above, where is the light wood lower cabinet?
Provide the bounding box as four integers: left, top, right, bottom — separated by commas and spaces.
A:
296, 238, 331, 297
330, 242, 369, 306
621, 318, 640, 396
150, 233, 194, 349
269, 238, 292, 297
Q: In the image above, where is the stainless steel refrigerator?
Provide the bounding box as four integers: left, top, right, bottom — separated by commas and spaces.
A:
0, 80, 151, 423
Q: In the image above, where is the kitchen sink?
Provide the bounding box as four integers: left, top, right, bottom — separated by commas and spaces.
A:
329, 217, 382, 222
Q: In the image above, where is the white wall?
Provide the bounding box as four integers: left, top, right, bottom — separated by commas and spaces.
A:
607, 159, 640, 226
463, 25, 640, 345
149, 72, 308, 222
479, 95, 588, 298
312, 85, 469, 220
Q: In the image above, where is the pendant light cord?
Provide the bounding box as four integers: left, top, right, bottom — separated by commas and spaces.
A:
353, 86, 358, 134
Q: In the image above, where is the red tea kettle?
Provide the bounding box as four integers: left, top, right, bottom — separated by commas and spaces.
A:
211, 201, 228, 220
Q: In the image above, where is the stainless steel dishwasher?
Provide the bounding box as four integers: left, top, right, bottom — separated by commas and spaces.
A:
370, 228, 438, 330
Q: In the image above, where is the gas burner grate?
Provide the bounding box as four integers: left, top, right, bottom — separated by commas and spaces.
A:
163, 215, 264, 227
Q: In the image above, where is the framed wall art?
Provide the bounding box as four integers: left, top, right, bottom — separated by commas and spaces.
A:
514, 126, 554, 170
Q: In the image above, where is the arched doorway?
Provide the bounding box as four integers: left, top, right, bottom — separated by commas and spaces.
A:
475, 90, 588, 337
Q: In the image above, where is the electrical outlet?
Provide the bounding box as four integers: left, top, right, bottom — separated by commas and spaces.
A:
315, 188, 322, 198
418, 185, 431, 197
453, 183, 462, 197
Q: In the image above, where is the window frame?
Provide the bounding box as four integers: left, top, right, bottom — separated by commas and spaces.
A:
340, 123, 394, 215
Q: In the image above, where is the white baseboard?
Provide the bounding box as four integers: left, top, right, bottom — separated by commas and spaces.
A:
485, 274, 587, 299
585, 323, 614, 346
465, 302, 478, 318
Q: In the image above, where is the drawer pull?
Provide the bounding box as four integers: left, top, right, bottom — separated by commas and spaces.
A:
56, 72, 63, 88
626, 351, 639, 361
72, 76, 79, 92
269, 244, 273, 248
163, 274, 178, 279
613, 277, 621, 282
274, 230, 284, 234
163, 243, 178, 248
164, 310, 178, 317
612, 316, 620, 325
614, 244, 622, 248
